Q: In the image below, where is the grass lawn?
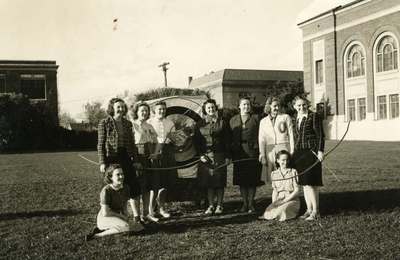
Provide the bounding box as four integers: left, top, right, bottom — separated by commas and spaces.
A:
1, 141, 400, 259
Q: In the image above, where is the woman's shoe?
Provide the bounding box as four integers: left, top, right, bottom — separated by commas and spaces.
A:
239, 205, 248, 213
85, 227, 102, 241
159, 208, 171, 219
300, 211, 311, 219
145, 214, 160, 223
305, 212, 319, 221
214, 205, 223, 214
204, 206, 214, 215
248, 205, 256, 214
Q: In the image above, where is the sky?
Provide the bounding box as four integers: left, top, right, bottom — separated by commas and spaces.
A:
0, 0, 319, 120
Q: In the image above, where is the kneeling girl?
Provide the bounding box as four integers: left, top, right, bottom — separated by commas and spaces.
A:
260, 150, 300, 221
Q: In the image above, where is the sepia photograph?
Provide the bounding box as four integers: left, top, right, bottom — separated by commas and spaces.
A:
0, 0, 399, 259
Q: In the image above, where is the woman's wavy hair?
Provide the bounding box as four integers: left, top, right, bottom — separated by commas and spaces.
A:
106, 98, 128, 117
264, 96, 281, 115
201, 98, 219, 116
151, 100, 167, 113
131, 101, 151, 120
275, 150, 291, 168
291, 95, 311, 108
104, 164, 123, 184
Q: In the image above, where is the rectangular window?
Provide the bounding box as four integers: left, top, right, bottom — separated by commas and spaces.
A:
357, 98, 366, 121
347, 99, 356, 121
377, 54, 383, 72
377, 95, 387, 120
389, 94, 399, 119
0, 75, 5, 93
20, 74, 46, 100
315, 60, 324, 84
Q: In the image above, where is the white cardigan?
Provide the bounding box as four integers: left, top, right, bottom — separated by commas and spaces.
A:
258, 113, 294, 156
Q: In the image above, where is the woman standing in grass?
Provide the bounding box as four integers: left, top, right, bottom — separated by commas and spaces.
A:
291, 95, 325, 221
258, 97, 294, 183
194, 99, 231, 215
229, 97, 263, 213
86, 164, 142, 240
131, 101, 160, 223
259, 150, 300, 221
97, 98, 141, 222
147, 101, 177, 219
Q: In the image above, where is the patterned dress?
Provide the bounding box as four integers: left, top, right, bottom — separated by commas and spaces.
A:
263, 168, 300, 221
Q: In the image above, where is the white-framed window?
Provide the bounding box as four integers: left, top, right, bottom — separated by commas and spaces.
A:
20, 74, 46, 100
376, 35, 398, 73
389, 94, 399, 119
346, 44, 365, 78
0, 75, 5, 93
377, 95, 387, 120
315, 59, 324, 84
347, 99, 356, 121
357, 98, 366, 121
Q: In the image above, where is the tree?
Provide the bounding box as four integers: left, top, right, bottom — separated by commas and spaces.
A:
83, 101, 107, 130
59, 111, 76, 129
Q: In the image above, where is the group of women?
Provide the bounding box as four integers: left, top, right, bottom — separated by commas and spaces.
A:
86, 94, 325, 240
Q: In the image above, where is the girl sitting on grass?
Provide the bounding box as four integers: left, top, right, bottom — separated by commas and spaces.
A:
86, 164, 143, 241
259, 150, 300, 221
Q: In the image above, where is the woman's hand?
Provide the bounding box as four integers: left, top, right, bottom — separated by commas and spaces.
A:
317, 151, 324, 162
100, 164, 106, 173
133, 162, 143, 170
225, 158, 232, 165
258, 154, 267, 165
200, 155, 208, 163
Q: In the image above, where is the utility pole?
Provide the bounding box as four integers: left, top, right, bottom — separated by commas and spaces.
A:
158, 62, 170, 87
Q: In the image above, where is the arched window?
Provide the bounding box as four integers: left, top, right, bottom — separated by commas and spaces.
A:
346, 44, 365, 78
376, 35, 398, 72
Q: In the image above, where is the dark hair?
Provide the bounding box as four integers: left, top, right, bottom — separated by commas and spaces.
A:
275, 150, 291, 168
202, 99, 218, 115
131, 101, 151, 120
264, 96, 280, 115
292, 95, 311, 107
104, 164, 123, 184
238, 97, 253, 113
106, 98, 128, 117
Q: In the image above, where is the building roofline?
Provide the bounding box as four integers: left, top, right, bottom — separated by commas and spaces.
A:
0, 60, 58, 69
297, 0, 366, 27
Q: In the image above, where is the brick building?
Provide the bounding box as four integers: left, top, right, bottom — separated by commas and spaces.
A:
298, 0, 400, 141
0, 60, 59, 124
189, 69, 303, 108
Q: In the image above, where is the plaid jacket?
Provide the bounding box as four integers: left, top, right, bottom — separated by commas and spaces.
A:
293, 112, 325, 152
97, 116, 135, 164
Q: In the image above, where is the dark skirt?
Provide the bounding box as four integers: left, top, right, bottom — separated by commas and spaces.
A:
232, 145, 263, 187
292, 149, 323, 186
152, 143, 177, 189
105, 148, 141, 198
198, 151, 227, 189
137, 154, 161, 192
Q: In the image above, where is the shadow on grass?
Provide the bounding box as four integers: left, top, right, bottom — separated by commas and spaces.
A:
0, 209, 83, 221
320, 188, 400, 215
147, 188, 400, 234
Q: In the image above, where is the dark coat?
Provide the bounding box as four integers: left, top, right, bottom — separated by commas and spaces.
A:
193, 117, 231, 158
97, 116, 135, 164
229, 114, 260, 159
293, 112, 325, 153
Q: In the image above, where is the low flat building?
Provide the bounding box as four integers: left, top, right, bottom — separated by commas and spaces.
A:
0, 60, 59, 124
189, 69, 303, 108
